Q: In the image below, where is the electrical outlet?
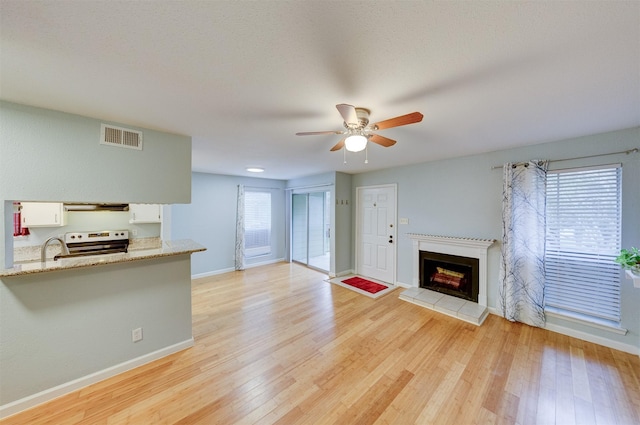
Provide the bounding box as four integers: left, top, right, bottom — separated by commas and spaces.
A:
132, 327, 143, 342
399, 218, 409, 225
131, 229, 138, 236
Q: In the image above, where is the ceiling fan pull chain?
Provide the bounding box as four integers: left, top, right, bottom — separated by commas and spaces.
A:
365, 144, 369, 164
343, 147, 347, 164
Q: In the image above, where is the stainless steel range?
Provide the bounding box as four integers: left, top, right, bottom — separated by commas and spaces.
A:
57, 230, 129, 260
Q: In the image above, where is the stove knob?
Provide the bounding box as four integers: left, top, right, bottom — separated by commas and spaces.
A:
77, 235, 82, 239
70, 235, 75, 239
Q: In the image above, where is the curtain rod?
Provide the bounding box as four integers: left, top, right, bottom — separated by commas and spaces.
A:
241, 185, 283, 190
491, 148, 639, 170
285, 183, 334, 191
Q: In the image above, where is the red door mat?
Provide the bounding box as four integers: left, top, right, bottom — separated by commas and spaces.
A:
341, 277, 388, 294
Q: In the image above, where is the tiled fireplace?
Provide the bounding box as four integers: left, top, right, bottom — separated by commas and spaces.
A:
400, 234, 495, 325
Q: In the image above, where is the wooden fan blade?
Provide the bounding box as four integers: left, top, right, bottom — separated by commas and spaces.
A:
296, 131, 343, 136
330, 138, 346, 151
336, 104, 358, 125
369, 134, 397, 148
373, 112, 423, 130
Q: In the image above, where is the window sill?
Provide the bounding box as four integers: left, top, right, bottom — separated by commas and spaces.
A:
625, 269, 640, 288
245, 248, 271, 258
545, 307, 627, 335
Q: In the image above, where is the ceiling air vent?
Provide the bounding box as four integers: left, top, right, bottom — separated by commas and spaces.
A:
100, 124, 143, 150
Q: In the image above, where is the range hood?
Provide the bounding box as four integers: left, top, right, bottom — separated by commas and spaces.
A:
63, 203, 129, 212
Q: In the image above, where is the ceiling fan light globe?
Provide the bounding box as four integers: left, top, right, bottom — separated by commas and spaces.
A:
345, 135, 367, 152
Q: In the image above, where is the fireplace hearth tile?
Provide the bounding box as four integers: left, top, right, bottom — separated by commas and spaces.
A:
434, 295, 466, 313
399, 288, 488, 326
458, 302, 488, 323
400, 287, 422, 299
414, 289, 444, 306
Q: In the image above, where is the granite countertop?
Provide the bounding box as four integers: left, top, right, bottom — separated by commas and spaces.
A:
1, 239, 206, 277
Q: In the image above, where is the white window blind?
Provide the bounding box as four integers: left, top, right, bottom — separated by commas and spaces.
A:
544, 165, 622, 323
244, 191, 271, 257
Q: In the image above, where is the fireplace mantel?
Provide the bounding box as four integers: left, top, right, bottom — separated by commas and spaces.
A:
407, 234, 496, 307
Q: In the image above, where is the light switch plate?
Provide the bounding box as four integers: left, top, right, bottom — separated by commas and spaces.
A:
399, 218, 409, 225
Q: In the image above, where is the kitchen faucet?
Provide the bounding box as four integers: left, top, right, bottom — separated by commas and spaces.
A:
41, 237, 70, 262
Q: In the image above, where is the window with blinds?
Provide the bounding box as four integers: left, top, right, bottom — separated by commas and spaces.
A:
544, 165, 622, 324
244, 191, 272, 258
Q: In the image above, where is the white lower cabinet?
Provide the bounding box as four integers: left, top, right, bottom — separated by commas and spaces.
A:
21, 202, 67, 227
129, 204, 162, 223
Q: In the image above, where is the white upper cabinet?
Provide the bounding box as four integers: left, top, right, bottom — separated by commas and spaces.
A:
21, 202, 67, 227
129, 204, 162, 223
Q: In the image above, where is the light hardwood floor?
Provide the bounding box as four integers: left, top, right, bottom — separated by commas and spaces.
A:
3, 262, 639, 424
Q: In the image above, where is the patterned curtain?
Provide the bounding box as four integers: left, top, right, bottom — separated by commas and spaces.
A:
235, 184, 245, 271
499, 160, 549, 327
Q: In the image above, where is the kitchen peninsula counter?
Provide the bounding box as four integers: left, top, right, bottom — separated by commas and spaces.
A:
1, 239, 206, 277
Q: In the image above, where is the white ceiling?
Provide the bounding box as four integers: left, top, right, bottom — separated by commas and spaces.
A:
1, 1, 639, 180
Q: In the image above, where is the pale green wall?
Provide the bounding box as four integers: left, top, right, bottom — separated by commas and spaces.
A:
0, 256, 192, 404
171, 171, 353, 278
335, 172, 353, 274
171, 172, 287, 275
0, 102, 195, 408
0, 101, 191, 204
0, 101, 192, 269
352, 127, 640, 351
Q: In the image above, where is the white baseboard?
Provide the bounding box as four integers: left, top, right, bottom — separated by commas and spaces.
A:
0, 338, 194, 420
192, 259, 287, 280
245, 257, 285, 269
191, 267, 235, 280
395, 280, 412, 288
486, 308, 638, 356
335, 269, 354, 277
487, 306, 500, 316
543, 322, 638, 356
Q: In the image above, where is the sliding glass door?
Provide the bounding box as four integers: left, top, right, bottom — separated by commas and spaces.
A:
292, 194, 308, 265
292, 191, 331, 272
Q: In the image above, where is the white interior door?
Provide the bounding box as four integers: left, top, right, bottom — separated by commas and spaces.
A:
357, 185, 396, 284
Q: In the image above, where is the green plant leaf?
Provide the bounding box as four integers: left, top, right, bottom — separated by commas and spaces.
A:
615, 247, 640, 269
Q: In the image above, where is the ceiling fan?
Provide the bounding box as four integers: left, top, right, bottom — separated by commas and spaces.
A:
296, 104, 424, 152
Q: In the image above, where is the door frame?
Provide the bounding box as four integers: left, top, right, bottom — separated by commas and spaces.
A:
355, 184, 398, 284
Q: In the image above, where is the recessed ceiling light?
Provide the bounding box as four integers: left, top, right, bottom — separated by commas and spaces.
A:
246, 167, 264, 173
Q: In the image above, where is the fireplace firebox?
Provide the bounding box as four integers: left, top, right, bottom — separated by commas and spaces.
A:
419, 250, 479, 302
